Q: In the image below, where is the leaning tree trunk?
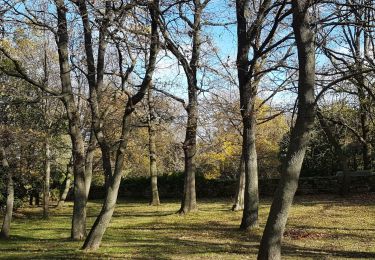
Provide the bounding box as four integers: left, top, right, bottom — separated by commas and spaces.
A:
178, 97, 198, 214
258, 1, 316, 259
82, 115, 132, 250
43, 138, 51, 219
240, 115, 259, 230
57, 161, 73, 208
232, 155, 245, 211
0, 147, 13, 239
148, 87, 160, 206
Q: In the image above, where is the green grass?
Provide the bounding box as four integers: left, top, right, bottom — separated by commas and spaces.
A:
1, 194, 375, 259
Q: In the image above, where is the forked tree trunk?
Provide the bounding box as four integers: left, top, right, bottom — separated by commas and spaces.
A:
57, 161, 73, 208
235, 0, 273, 229
55, 0, 88, 240
148, 87, 160, 206
43, 139, 51, 218
0, 147, 13, 239
240, 115, 258, 230
232, 155, 245, 211
82, 115, 131, 250
81, 0, 159, 250
258, 1, 316, 258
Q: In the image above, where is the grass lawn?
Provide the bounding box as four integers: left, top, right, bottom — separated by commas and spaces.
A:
1, 194, 375, 259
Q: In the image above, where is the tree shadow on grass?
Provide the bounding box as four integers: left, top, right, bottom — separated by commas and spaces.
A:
289, 224, 375, 233
2, 224, 375, 259
282, 244, 375, 259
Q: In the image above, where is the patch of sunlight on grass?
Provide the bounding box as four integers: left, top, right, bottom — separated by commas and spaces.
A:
0, 194, 375, 259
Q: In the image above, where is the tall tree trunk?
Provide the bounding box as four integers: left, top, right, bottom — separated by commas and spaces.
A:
232, 155, 245, 211
177, 1, 201, 213
258, 1, 316, 258
57, 161, 73, 208
148, 87, 160, 206
236, 0, 266, 229
178, 97, 198, 214
0, 147, 13, 239
43, 138, 51, 218
55, 0, 88, 240
157, 0, 205, 215
81, 0, 159, 250
240, 115, 258, 230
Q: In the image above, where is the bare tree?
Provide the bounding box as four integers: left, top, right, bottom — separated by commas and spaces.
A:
157, 0, 211, 214
235, 0, 291, 229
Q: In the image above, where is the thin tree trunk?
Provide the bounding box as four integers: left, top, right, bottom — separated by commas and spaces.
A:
57, 161, 73, 208
148, 87, 160, 206
43, 138, 51, 218
29, 193, 33, 206
232, 155, 245, 211
240, 116, 258, 230
258, 1, 316, 258
0, 147, 13, 239
35, 190, 40, 206
359, 96, 371, 170
85, 131, 96, 199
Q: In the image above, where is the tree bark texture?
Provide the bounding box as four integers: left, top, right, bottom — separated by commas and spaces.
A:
148, 87, 160, 206
43, 138, 51, 218
232, 155, 245, 211
235, 0, 270, 229
55, 0, 88, 240
179, 97, 198, 214
0, 147, 13, 239
176, 0, 204, 215
82, 115, 131, 251
240, 116, 259, 230
85, 131, 97, 198
258, 1, 316, 259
